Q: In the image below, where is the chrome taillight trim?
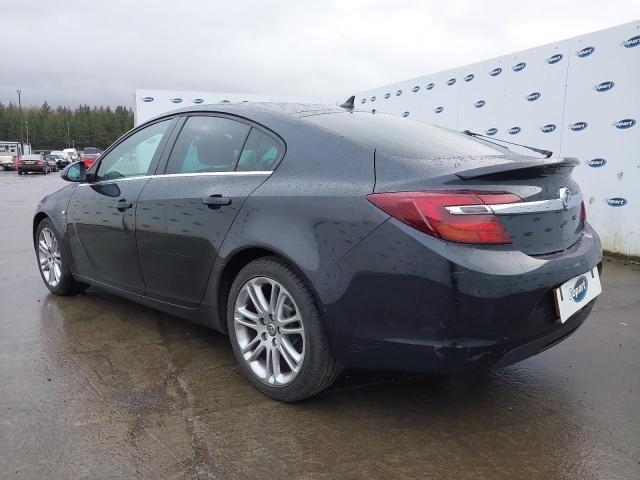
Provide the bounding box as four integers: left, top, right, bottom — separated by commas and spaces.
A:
445, 188, 583, 216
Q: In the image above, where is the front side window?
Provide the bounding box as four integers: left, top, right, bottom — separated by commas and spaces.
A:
165, 116, 250, 174
95, 119, 171, 182
237, 128, 281, 171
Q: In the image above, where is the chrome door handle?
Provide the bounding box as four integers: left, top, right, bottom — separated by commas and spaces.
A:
114, 199, 133, 211
202, 195, 231, 208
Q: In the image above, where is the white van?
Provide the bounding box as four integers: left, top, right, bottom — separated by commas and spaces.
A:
63, 148, 79, 160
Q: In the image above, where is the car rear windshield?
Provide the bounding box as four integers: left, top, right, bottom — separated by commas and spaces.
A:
304, 112, 506, 159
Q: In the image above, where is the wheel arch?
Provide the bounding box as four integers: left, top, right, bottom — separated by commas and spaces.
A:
215, 246, 325, 335
33, 212, 50, 243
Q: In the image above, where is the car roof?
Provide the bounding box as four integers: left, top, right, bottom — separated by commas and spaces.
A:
145, 102, 361, 125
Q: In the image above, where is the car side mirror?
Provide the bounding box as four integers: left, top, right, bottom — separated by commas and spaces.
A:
61, 161, 87, 182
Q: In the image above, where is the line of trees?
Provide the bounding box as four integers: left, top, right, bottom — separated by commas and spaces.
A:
0, 102, 134, 151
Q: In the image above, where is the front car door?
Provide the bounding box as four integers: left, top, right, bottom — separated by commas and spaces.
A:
66, 118, 175, 294
136, 114, 283, 307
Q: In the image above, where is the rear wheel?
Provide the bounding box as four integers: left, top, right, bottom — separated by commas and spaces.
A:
227, 256, 340, 401
36, 218, 87, 295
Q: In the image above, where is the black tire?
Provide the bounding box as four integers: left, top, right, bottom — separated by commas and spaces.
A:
35, 218, 88, 295
17, 170, 22, 175
226, 256, 341, 401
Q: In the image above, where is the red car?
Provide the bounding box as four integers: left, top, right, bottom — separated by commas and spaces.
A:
80, 148, 101, 168
81, 153, 100, 168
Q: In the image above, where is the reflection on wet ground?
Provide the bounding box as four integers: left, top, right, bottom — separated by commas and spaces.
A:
1, 171, 638, 479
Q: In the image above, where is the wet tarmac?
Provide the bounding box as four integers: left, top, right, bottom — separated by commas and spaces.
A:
1, 170, 639, 479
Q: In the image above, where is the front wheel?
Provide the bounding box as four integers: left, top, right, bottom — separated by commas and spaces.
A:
35, 219, 88, 295
227, 256, 340, 401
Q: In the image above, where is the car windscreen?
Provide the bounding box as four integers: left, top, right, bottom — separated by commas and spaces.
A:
304, 111, 508, 159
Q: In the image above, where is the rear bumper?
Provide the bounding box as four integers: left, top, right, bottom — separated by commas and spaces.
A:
19, 165, 47, 172
320, 219, 602, 373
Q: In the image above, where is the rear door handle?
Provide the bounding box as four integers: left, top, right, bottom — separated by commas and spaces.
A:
114, 199, 133, 211
202, 195, 231, 208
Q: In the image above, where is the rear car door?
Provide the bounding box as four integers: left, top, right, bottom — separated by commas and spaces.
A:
66, 118, 175, 294
136, 114, 283, 307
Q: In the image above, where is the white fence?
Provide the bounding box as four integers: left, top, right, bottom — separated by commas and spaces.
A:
356, 21, 640, 257
134, 89, 314, 126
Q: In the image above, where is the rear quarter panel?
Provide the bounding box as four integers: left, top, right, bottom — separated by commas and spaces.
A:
216, 119, 387, 313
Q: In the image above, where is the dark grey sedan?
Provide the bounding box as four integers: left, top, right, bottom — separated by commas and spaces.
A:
33, 103, 602, 401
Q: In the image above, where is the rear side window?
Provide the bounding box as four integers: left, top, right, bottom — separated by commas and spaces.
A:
237, 128, 281, 171
305, 112, 505, 159
166, 116, 250, 174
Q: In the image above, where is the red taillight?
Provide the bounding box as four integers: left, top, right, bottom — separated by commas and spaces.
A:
367, 190, 521, 244
580, 201, 587, 221
37, 161, 44, 165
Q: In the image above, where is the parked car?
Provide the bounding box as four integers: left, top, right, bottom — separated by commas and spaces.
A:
80, 147, 102, 168
63, 148, 79, 161
33, 103, 602, 401
18, 154, 49, 174
47, 153, 69, 168
45, 155, 60, 172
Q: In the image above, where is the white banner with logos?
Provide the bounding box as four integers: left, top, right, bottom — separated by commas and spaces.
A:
356, 21, 640, 257
134, 89, 316, 126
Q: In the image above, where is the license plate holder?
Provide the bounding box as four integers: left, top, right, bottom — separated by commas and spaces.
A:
554, 267, 601, 323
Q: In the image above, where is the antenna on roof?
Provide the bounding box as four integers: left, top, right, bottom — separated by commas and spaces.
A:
339, 95, 355, 110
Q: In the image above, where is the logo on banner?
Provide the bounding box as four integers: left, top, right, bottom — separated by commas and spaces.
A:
384, 92, 391, 99
606, 197, 627, 207
489, 67, 502, 76
360, 98, 366, 104
474, 100, 486, 108
447, 78, 456, 86
622, 35, 640, 48
577, 46, 595, 57
426, 83, 435, 90
569, 276, 588, 303
412, 85, 420, 93
370, 96, 376, 102
402, 111, 410, 118
547, 53, 563, 64
486, 128, 498, 136
464, 74, 475, 82
192, 98, 204, 104
508, 126, 521, 134
587, 158, 607, 168
512, 62, 526, 72
569, 121, 588, 131
434, 106, 444, 113
396, 89, 403, 96
141, 96, 154, 102
170, 98, 183, 104
594, 81, 615, 92
527, 92, 541, 101
541, 124, 557, 133
614, 118, 636, 129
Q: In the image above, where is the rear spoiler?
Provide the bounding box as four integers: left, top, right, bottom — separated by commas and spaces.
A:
456, 157, 580, 180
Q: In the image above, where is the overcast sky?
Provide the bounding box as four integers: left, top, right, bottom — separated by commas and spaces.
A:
2, 0, 639, 108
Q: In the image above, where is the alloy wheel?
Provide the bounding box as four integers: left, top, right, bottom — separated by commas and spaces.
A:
233, 276, 305, 386
38, 227, 62, 287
